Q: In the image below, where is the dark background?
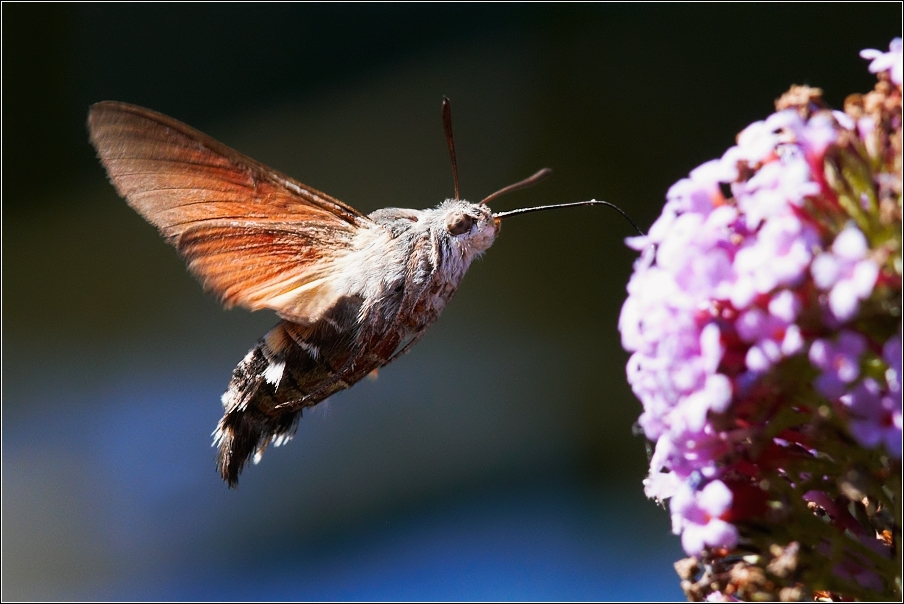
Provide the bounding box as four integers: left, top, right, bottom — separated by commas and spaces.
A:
3, 4, 900, 600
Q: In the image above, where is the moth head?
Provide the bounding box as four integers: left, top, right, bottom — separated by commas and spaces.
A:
441, 200, 499, 253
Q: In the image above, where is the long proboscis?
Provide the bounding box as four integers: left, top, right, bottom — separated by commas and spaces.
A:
494, 199, 646, 236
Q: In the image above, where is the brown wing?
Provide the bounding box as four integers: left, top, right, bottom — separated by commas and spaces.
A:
88, 101, 373, 323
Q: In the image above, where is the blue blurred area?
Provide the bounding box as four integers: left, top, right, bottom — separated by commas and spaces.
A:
133, 485, 682, 601
3, 344, 682, 600
3, 4, 899, 600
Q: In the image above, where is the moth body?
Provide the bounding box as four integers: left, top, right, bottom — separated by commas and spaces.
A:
215, 200, 499, 484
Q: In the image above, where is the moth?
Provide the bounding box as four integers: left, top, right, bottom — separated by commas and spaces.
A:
88, 99, 637, 487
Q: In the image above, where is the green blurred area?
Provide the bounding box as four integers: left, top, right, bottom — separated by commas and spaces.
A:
2, 4, 900, 600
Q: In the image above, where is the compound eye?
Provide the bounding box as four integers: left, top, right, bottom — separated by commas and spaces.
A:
446, 213, 475, 236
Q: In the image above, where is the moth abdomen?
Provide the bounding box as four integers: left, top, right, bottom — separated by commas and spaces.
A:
214, 399, 302, 489
214, 323, 304, 487
213, 304, 364, 486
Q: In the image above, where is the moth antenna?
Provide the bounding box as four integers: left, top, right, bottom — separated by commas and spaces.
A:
441, 97, 461, 200
494, 199, 646, 237
480, 168, 553, 206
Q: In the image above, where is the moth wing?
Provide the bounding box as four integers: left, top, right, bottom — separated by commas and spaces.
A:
88, 101, 374, 324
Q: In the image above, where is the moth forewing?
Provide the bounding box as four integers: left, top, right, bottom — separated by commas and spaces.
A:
89, 102, 368, 322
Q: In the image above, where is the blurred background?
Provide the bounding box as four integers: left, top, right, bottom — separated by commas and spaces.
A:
3, 4, 900, 600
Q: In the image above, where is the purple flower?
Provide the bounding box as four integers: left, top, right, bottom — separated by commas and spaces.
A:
620, 41, 901, 599
643, 466, 681, 501
840, 378, 902, 458
884, 333, 902, 395
733, 155, 818, 228
811, 223, 879, 322
861, 37, 903, 86
808, 331, 866, 399
671, 480, 738, 555
736, 290, 804, 371
731, 213, 818, 310
846, 332, 904, 459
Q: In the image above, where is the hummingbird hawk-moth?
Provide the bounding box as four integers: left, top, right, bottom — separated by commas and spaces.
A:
88, 99, 637, 487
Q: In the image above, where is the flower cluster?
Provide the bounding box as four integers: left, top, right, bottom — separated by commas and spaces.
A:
621, 39, 902, 601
